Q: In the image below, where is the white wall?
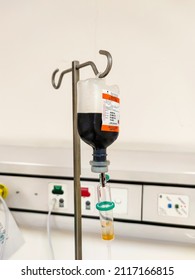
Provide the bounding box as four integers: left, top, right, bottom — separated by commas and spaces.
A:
1, 0, 195, 151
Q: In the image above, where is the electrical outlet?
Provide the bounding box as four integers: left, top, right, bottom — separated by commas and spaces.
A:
48, 183, 68, 212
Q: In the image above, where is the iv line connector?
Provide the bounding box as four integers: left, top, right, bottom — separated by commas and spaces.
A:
100, 173, 106, 188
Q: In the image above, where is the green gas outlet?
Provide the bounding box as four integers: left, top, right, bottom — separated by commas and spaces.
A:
48, 183, 68, 211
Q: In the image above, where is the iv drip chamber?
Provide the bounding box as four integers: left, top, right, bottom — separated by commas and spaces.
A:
77, 78, 120, 173
96, 181, 115, 241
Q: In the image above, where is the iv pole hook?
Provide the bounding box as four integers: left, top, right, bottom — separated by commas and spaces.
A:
98, 50, 112, 78
52, 68, 72, 89
51, 50, 112, 89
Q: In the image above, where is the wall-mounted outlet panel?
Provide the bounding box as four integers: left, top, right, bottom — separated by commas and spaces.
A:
0, 175, 73, 214
143, 185, 195, 226
2, 173, 195, 244
158, 193, 189, 218
1, 175, 142, 221
80, 181, 142, 220
48, 183, 68, 212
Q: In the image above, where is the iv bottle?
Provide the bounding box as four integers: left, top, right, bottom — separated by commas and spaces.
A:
77, 78, 120, 173
96, 182, 115, 241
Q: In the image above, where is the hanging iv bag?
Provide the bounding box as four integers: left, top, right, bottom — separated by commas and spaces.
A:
77, 77, 120, 173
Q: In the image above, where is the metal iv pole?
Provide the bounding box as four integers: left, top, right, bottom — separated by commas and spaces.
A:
51, 50, 112, 260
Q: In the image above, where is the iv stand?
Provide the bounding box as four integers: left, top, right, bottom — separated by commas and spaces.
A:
51, 50, 113, 260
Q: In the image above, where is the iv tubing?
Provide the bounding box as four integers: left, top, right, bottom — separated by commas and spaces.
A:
0, 196, 9, 259
107, 241, 112, 260
100, 173, 106, 188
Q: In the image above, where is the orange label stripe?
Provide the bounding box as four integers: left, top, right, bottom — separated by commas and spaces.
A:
102, 93, 120, 103
101, 125, 119, 132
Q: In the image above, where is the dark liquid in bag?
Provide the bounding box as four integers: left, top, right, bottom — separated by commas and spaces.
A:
77, 113, 118, 149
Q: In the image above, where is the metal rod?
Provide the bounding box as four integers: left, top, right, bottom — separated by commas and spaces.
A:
98, 50, 113, 78
52, 68, 72, 89
77, 61, 99, 75
72, 61, 82, 260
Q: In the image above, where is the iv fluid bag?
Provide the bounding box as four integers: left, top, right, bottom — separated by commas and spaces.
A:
77, 78, 120, 153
